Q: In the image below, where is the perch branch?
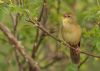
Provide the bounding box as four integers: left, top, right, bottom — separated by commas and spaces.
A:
26, 18, 100, 58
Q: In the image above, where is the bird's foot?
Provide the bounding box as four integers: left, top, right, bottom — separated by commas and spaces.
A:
75, 48, 80, 54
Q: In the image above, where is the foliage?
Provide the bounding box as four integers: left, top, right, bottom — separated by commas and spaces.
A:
0, 0, 100, 71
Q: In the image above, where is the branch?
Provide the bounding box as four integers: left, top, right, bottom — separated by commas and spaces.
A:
27, 19, 62, 44
30, 0, 48, 70
26, 18, 100, 58
78, 56, 89, 69
57, 0, 61, 14
80, 51, 100, 58
31, 0, 47, 58
10, 12, 24, 71
78, 46, 96, 69
41, 53, 67, 69
0, 22, 41, 71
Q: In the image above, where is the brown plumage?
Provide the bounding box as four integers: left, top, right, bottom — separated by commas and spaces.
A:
61, 13, 81, 64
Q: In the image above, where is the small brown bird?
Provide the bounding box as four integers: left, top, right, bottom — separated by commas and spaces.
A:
61, 13, 81, 64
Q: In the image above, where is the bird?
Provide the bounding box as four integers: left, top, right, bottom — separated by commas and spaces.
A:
61, 13, 82, 64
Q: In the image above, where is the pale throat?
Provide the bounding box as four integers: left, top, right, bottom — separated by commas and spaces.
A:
62, 19, 71, 28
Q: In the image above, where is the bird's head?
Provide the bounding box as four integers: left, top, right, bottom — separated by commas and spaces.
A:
62, 13, 76, 26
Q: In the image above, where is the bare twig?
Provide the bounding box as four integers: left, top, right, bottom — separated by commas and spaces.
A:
26, 18, 100, 58
10, 12, 24, 71
56, 0, 61, 54
78, 56, 89, 70
30, 0, 48, 71
0, 22, 41, 71
41, 58, 60, 69
31, 0, 48, 58
80, 51, 100, 58
78, 46, 96, 69
57, 0, 61, 14
41, 54, 67, 69
29, 0, 48, 58
19, 0, 24, 6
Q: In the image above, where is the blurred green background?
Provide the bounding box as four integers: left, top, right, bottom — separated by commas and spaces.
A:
0, 0, 100, 71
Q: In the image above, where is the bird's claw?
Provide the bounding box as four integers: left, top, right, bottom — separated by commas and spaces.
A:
75, 48, 80, 54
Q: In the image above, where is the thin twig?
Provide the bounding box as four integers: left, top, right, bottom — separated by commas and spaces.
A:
78, 46, 96, 69
31, 5, 44, 58
31, 0, 48, 58
56, 0, 61, 54
10, 12, 24, 71
78, 56, 89, 70
80, 51, 100, 58
41, 54, 67, 69
57, 0, 61, 14
41, 59, 59, 69
29, 0, 48, 71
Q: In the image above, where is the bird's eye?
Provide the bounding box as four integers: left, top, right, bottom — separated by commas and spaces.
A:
67, 15, 71, 18
63, 14, 71, 18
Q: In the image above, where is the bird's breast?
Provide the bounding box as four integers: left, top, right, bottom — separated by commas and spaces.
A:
62, 24, 81, 45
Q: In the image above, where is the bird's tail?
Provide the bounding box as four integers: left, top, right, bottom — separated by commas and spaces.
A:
70, 46, 80, 64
